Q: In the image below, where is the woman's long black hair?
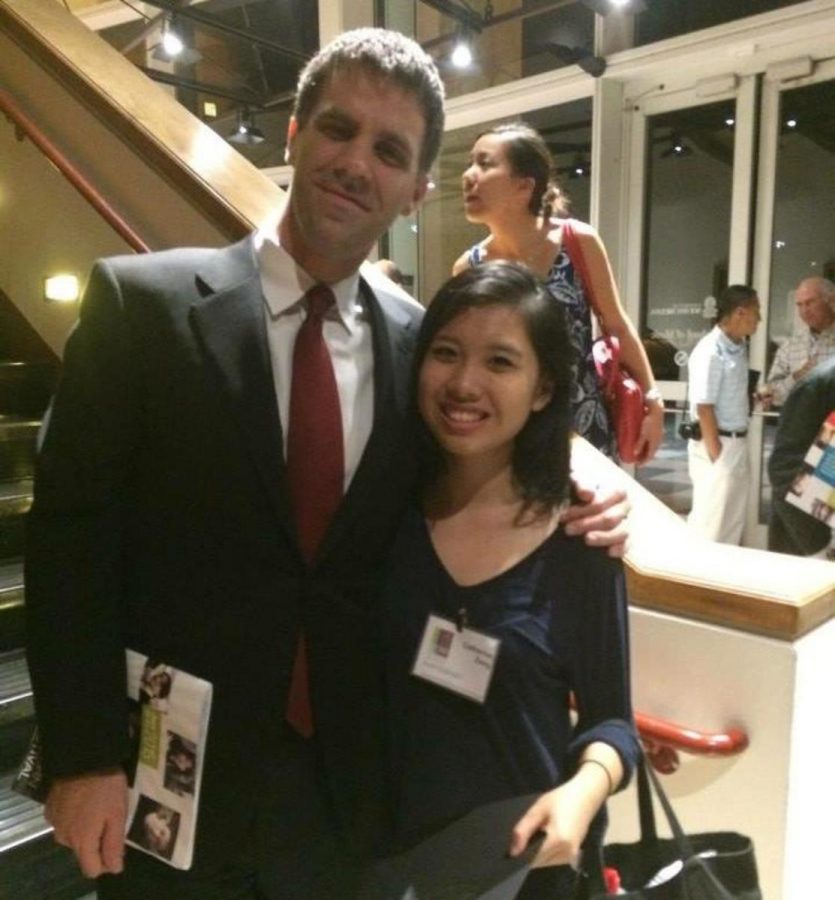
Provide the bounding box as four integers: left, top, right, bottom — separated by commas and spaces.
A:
412, 261, 574, 515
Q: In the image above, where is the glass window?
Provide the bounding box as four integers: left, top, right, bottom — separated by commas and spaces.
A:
417, 99, 593, 304
635, 0, 807, 46
380, 0, 595, 101
643, 99, 737, 370
759, 78, 835, 525
766, 81, 835, 347
636, 98, 736, 516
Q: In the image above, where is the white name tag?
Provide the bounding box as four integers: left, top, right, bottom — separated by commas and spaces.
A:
411, 613, 500, 704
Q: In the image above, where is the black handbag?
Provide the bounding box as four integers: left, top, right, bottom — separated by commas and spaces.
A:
578, 760, 761, 899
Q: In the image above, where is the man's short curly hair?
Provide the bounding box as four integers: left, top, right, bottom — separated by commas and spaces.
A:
292, 28, 445, 174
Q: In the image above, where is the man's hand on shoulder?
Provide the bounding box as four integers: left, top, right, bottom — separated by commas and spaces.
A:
46, 768, 128, 878
562, 477, 629, 558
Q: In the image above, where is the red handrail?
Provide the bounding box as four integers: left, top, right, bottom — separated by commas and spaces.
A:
0, 89, 151, 254
570, 695, 748, 774
635, 709, 748, 774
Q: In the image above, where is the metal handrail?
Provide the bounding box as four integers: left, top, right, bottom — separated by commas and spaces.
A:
635, 709, 748, 774
0, 89, 150, 254
571, 695, 749, 773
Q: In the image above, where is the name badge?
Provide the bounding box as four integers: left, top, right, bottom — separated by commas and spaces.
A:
411, 613, 500, 704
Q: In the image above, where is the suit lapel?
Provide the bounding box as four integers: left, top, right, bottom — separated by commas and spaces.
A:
189, 238, 295, 543
190, 247, 420, 562
319, 277, 419, 558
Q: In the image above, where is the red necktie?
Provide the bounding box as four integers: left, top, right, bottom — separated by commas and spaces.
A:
285, 285, 344, 737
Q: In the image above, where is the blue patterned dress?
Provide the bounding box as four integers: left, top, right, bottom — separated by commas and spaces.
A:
468, 244, 617, 457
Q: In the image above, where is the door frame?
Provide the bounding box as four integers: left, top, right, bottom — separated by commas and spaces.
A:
748, 55, 835, 546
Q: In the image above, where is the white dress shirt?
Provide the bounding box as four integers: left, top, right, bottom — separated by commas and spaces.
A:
254, 230, 374, 491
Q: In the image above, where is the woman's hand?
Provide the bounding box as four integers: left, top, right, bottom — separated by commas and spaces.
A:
508, 747, 620, 868
633, 400, 664, 465
507, 779, 602, 869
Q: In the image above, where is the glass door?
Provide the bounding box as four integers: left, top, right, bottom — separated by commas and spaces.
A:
623, 77, 758, 522
750, 60, 835, 547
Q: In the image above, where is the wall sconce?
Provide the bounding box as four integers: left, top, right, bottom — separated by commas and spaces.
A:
44, 274, 80, 303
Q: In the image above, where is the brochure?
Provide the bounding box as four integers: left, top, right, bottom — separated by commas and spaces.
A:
785, 410, 835, 526
14, 649, 212, 870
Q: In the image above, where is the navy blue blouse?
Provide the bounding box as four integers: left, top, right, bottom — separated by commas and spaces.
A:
382, 506, 639, 857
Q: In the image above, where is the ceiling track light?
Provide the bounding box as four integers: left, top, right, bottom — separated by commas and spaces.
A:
660, 133, 693, 159
570, 154, 591, 179
161, 16, 183, 57
229, 107, 265, 146
556, 152, 592, 179
152, 15, 202, 65
579, 0, 648, 15
450, 26, 473, 68
419, 0, 485, 33
546, 43, 607, 78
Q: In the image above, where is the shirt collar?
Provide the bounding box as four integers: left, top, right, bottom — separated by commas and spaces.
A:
714, 324, 745, 355
809, 321, 835, 339
254, 227, 362, 330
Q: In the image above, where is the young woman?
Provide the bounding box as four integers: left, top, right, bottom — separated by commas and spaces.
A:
453, 122, 664, 462
381, 262, 639, 898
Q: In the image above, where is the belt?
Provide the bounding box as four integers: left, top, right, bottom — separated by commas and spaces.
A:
718, 429, 747, 438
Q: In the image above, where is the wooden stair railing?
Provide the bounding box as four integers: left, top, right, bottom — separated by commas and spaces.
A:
0, 88, 150, 254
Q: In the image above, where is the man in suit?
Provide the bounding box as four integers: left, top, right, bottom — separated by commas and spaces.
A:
25, 28, 627, 900
768, 356, 835, 557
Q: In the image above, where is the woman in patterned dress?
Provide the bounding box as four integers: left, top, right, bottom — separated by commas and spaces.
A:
452, 122, 663, 462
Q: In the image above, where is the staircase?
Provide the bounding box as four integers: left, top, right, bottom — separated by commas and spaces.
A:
0, 359, 94, 899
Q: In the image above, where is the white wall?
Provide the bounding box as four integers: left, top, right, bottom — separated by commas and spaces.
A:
609, 606, 807, 899
782, 616, 835, 897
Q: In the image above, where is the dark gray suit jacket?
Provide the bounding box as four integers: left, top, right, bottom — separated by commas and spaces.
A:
768, 356, 835, 555
25, 236, 422, 865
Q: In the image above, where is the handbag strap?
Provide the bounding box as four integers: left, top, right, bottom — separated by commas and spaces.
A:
647, 762, 741, 900
642, 760, 698, 858
582, 759, 741, 899
635, 759, 659, 844
561, 219, 603, 325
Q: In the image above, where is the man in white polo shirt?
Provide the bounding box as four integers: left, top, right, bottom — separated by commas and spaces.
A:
686, 285, 761, 544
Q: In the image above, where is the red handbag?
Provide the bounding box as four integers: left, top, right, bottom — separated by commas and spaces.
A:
561, 219, 645, 463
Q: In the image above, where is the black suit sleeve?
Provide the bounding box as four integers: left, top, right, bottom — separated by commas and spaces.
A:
767, 368, 835, 555
25, 259, 139, 778
566, 548, 639, 790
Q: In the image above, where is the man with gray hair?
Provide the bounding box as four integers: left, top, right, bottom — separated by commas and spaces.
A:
761, 276, 835, 408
